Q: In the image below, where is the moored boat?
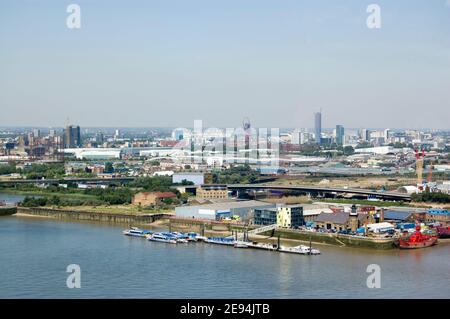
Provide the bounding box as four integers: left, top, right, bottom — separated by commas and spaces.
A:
278, 245, 321, 255
398, 226, 438, 249
122, 227, 152, 237
234, 241, 250, 248
146, 232, 178, 244
436, 225, 450, 239
195, 235, 208, 241
166, 232, 189, 243
245, 242, 278, 251
186, 232, 201, 241
205, 237, 235, 246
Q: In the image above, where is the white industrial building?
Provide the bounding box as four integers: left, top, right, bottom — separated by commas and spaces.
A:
64, 148, 122, 160
175, 200, 275, 221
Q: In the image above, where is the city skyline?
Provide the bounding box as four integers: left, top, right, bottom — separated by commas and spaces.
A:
1, 1, 450, 129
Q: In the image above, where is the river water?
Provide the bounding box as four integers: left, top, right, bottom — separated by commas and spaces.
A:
0, 194, 449, 298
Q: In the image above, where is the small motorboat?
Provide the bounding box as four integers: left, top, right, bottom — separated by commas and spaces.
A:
245, 242, 278, 251
234, 241, 249, 248
146, 232, 177, 244
278, 245, 321, 255
204, 237, 235, 246
186, 232, 200, 241
171, 232, 193, 243
122, 227, 152, 237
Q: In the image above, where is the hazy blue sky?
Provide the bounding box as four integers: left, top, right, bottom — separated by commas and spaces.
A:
1, 0, 449, 129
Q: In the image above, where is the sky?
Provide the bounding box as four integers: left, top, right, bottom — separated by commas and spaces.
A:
0, 0, 449, 129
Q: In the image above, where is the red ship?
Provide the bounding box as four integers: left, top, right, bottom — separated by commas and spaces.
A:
436, 225, 450, 239
398, 226, 438, 249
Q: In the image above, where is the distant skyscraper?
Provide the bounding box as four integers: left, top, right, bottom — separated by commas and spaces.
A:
384, 129, 391, 142
173, 129, 185, 141
33, 128, 40, 138
64, 125, 81, 148
96, 132, 104, 145
336, 125, 344, 145
314, 112, 322, 144
360, 129, 370, 141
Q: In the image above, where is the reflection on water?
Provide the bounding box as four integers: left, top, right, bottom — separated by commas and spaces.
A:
0, 215, 449, 298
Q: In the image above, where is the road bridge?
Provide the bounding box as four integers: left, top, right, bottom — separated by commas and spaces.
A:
227, 184, 411, 201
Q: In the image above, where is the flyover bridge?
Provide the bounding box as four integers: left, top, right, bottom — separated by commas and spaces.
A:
227, 184, 411, 201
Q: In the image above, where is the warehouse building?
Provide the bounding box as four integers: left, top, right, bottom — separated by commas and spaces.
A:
175, 200, 274, 221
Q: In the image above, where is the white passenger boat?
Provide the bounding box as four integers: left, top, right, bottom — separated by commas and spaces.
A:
146, 233, 177, 244
204, 237, 235, 246
278, 245, 321, 255
171, 232, 193, 243
122, 227, 152, 237
245, 242, 278, 251
234, 241, 250, 248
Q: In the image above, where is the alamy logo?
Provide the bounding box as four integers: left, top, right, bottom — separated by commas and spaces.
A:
66, 264, 81, 288
366, 264, 381, 288
366, 4, 381, 29
66, 4, 81, 29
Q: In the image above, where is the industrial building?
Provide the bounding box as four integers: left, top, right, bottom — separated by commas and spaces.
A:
196, 184, 229, 200
254, 205, 304, 228
175, 200, 274, 221
64, 148, 122, 160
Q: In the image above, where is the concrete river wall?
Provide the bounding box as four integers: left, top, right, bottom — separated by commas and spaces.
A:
0, 206, 17, 216
17, 207, 169, 225
269, 228, 396, 249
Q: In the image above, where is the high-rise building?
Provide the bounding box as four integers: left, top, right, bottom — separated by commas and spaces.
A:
314, 112, 322, 144
360, 129, 370, 141
173, 129, 185, 141
384, 129, 391, 143
33, 129, 41, 138
335, 125, 344, 145
96, 132, 104, 145
64, 125, 81, 148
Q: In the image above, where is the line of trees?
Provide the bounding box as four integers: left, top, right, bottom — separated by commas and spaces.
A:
0, 163, 66, 179
411, 191, 450, 203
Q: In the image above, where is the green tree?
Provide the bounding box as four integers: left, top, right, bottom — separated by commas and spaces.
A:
104, 162, 114, 173
343, 146, 355, 155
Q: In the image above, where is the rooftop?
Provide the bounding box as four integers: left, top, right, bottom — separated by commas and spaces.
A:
182, 200, 274, 211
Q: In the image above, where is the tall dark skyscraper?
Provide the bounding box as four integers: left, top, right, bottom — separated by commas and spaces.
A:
64, 125, 81, 148
336, 125, 344, 145
314, 112, 322, 144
